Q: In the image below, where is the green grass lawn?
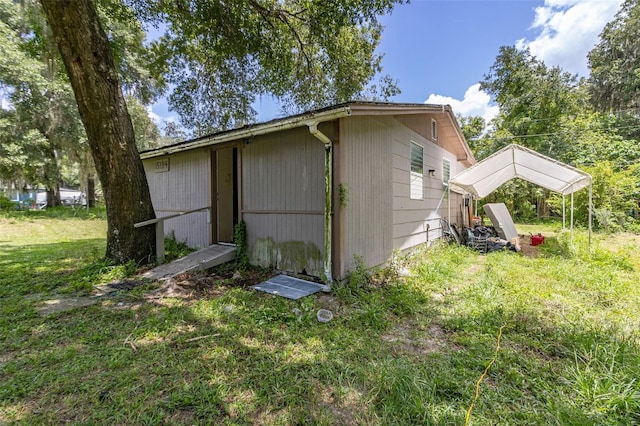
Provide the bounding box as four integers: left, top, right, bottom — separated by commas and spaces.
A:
1, 212, 640, 424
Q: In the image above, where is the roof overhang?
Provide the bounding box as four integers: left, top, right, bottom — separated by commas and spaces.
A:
140, 105, 352, 159
140, 102, 476, 163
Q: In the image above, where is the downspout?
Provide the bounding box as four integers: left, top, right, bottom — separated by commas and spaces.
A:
308, 123, 333, 291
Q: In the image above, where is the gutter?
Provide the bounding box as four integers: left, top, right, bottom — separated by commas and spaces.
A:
307, 122, 333, 292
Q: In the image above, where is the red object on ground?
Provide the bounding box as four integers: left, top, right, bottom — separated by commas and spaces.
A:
531, 233, 545, 246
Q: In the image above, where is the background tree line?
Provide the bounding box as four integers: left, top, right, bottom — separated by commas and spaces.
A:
460, 0, 640, 231
2, 0, 639, 265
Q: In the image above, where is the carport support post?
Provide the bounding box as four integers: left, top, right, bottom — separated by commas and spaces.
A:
562, 195, 566, 230
447, 185, 451, 229
570, 188, 574, 245
589, 183, 593, 248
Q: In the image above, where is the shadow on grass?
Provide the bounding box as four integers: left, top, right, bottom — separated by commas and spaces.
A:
2, 234, 640, 425
0, 239, 107, 297
0, 282, 469, 425
3, 277, 640, 425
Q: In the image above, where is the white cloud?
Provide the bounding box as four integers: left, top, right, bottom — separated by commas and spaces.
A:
146, 105, 162, 124
425, 83, 499, 125
424, 0, 623, 129
147, 102, 176, 126
516, 0, 623, 75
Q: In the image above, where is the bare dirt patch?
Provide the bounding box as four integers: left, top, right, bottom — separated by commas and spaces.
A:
36, 296, 97, 316
144, 266, 276, 301
519, 235, 540, 258
315, 293, 341, 312
382, 322, 456, 355
313, 382, 367, 426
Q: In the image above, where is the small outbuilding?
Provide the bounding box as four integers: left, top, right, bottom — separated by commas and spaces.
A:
140, 102, 475, 280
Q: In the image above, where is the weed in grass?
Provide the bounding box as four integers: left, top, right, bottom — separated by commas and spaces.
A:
163, 232, 196, 263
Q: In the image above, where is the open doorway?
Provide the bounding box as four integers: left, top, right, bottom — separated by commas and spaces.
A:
211, 147, 239, 244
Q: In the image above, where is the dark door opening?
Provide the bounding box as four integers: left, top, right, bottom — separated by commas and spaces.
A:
215, 147, 237, 243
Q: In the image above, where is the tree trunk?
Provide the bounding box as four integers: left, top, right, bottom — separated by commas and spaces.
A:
40, 0, 156, 264
87, 176, 96, 208
45, 184, 60, 208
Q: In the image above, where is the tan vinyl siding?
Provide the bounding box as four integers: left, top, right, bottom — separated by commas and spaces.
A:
391, 120, 464, 250
337, 116, 393, 275
143, 148, 211, 248
241, 126, 327, 276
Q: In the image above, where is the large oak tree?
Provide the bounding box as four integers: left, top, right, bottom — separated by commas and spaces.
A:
41, 0, 156, 264
40, 0, 403, 264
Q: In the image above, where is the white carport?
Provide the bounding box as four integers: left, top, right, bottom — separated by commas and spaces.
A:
448, 144, 592, 243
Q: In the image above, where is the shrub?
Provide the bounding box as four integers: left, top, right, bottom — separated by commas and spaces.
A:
0, 196, 15, 211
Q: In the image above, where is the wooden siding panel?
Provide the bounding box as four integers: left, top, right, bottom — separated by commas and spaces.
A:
244, 213, 324, 276
392, 153, 410, 171
394, 231, 431, 251
143, 148, 211, 248
392, 166, 409, 184
241, 126, 328, 275
242, 127, 325, 213
337, 116, 393, 275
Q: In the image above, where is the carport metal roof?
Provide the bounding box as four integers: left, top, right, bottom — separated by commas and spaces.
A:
448, 143, 592, 244
449, 144, 591, 198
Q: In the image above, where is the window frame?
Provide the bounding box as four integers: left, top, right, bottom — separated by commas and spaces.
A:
410, 141, 424, 200
431, 119, 438, 141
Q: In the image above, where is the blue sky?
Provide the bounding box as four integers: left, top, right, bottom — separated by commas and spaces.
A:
150, 0, 624, 127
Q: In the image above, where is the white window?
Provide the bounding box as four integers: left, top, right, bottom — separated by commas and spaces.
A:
410, 142, 423, 200
442, 158, 451, 186
431, 119, 438, 141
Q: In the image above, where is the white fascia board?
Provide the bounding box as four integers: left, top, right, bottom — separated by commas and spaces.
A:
140, 106, 352, 159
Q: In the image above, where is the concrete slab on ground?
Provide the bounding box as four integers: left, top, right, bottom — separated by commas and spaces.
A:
141, 244, 236, 281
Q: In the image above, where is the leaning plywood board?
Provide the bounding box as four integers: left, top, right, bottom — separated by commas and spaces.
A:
483, 203, 518, 241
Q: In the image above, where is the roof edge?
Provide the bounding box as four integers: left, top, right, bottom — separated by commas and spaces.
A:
140, 105, 352, 159
140, 101, 477, 160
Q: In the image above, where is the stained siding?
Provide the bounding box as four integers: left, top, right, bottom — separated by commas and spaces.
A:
241, 126, 327, 276
337, 116, 393, 275
391, 120, 465, 250
143, 148, 211, 248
